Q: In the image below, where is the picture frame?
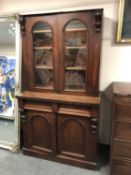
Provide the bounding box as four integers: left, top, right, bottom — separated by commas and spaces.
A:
116, 0, 131, 42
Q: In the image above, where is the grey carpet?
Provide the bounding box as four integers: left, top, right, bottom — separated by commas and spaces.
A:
0, 149, 109, 175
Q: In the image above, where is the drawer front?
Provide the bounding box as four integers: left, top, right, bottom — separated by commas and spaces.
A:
112, 140, 131, 159
115, 103, 131, 121
114, 122, 131, 140
111, 159, 131, 175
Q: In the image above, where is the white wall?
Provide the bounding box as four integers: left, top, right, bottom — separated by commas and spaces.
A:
0, 0, 118, 15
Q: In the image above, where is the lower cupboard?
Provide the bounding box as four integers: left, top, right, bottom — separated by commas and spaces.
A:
18, 97, 100, 169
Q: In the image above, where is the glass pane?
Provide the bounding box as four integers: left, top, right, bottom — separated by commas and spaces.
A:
65, 48, 86, 68
64, 20, 87, 91
33, 33, 52, 47
35, 69, 53, 88
33, 22, 51, 31
33, 22, 52, 47
65, 70, 86, 90
66, 20, 86, 30
32, 22, 54, 89
34, 49, 53, 67
65, 31, 87, 46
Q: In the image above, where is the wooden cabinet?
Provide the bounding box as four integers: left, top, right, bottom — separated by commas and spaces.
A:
107, 82, 131, 175
17, 9, 103, 169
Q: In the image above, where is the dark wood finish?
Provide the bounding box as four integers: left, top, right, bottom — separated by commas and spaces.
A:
94, 10, 103, 32
19, 15, 25, 35
111, 159, 131, 175
17, 9, 103, 169
57, 114, 97, 163
21, 9, 103, 96
18, 97, 99, 169
17, 91, 100, 106
106, 82, 131, 175
112, 139, 131, 159
22, 110, 56, 157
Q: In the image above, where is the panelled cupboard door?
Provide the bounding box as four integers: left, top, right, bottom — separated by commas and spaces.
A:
22, 111, 56, 156
57, 114, 97, 163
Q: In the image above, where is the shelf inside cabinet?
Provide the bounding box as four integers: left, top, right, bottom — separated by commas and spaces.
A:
64, 88, 86, 92
65, 66, 86, 70
65, 28, 87, 32
34, 46, 52, 50
36, 85, 54, 90
35, 65, 53, 69
33, 29, 51, 33
65, 46, 86, 49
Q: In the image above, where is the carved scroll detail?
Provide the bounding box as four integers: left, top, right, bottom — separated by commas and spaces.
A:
19, 15, 25, 35
94, 10, 103, 33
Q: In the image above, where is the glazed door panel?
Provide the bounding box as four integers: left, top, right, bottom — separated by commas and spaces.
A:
57, 12, 99, 95
22, 111, 56, 156
57, 114, 97, 162
23, 15, 59, 92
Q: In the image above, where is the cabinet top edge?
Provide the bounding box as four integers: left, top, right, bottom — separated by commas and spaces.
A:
19, 8, 103, 17
16, 91, 100, 105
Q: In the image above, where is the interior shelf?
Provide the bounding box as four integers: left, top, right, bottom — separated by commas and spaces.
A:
65, 46, 86, 49
34, 46, 52, 50
35, 65, 53, 69
65, 28, 87, 32
65, 66, 86, 70
33, 29, 52, 33
64, 88, 86, 92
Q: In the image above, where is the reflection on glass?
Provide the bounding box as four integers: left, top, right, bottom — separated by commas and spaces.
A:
65, 31, 86, 46
33, 22, 51, 31
65, 49, 86, 68
64, 20, 87, 91
33, 22, 52, 47
33, 22, 54, 89
66, 20, 86, 30
65, 70, 85, 90
65, 20, 87, 47
35, 69, 53, 88
33, 33, 52, 47
34, 49, 53, 67
0, 19, 17, 149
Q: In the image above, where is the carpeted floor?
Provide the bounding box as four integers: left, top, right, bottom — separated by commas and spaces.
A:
0, 147, 109, 175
